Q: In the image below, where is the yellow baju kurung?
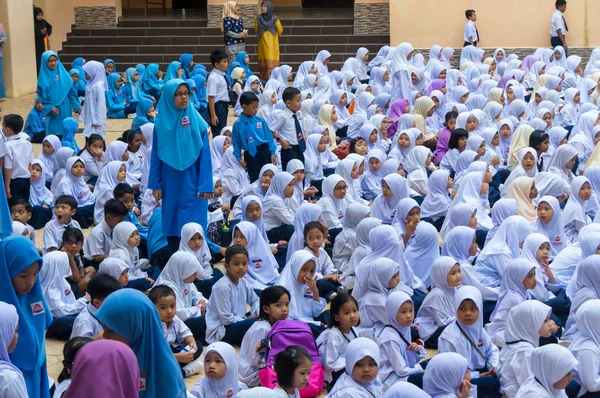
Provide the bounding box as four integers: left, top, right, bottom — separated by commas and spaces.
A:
255, 18, 283, 81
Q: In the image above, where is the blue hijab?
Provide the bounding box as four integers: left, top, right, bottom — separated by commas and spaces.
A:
131, 97, 154, 132
191, 64, 207, 77
136, 63, 146, 75
37, 50, 73, 107
228, 51, 253, 82
179, 53, 193, 79
153, 79, 206, 170
0, 177, 11, 239
24, 97, 46, 136
142, 64, 163, 93
125, 67, 142, 101
69, 69, 86, 93
72, 57, 87, 84
106, 72, 124, 103
191, 74, 207, 109
61, 117, 80, 153
0, 237, 51, 373
165, 61, 182, 81
103, 58, 116, 73
185, 78, 200, 110
94, 289, 186, 398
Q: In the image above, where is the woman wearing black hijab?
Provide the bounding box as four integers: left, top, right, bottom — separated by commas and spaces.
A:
33, 7, 52, 74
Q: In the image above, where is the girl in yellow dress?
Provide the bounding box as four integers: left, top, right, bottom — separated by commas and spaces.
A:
255, 1, 284, 82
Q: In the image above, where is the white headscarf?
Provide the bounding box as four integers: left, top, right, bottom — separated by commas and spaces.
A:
317, 174, 348, 229
57, 156, 95, 206
503, 147, 539, 194
335, 158, 360, 204
37, 135, 62, 181
94, 160, 124, 202
0, 301, 21, 376
445, 171, 493, 231
563, 176, 591, 230
109, 221, 139, 267
348, 92, 376, 137
210, 135, 229, 177
546, 144, 578, 187
286, 203, 322, 262
486, 198, 517, 245
221, 146, 249, 192
359, 257, 412, 313
304, 134, 324, 180
39, 251, 74, 312
370, 174, 409, 224
361, 149, 386, 198
518, 345, 578, 398
440, 203, 476, 239
276, 250, 319, 322
233, 222, 279, 285
315, 50, 331, 77
478, 214, 533, 267
489, 257, 535, 320
154, 252, 201, 308
569, 299, 600, 366
178, 222, 212, 275
240, 195, 268, 242
391, 42, 414, 74
200, 342, 242, 398
391, 197, 420, 236
262, 171, 295, 219
533, 196, 566, 258
98, 257, 129, 282
404, 221, 440, 287
420, 169, 451, 219
423, 352, 468, 397
30, 159, 53, 206
382, 381, 430, 398
341, 217, 383, 290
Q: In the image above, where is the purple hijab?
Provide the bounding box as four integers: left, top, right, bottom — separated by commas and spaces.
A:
387, 98, 408, 139
434, 127, 453, 165
521, 55, 539, 74
426, 79, 446, 97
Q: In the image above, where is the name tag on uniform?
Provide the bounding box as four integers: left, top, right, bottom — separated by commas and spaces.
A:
31, 301, 45, 315
181, 116, 191, 128
303, 288, 313, 299
54, 75, 59, 81
257, 122, 263, 128
252, 259, 262, 269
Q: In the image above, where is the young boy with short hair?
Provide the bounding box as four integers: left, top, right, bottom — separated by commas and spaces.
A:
149, 285, 204, 378
232, 91, 277, 183
62, 227, 96, 295
2, 114, 33, 206
83, 199, 128, 267
70, 274, 121, 339
207, 49, 230, 136
10, 199, 35, 243
464, 9, 479, 47
269, 87, 306, 171
43, 195, 82, 254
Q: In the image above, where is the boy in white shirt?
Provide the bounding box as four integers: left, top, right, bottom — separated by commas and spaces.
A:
70, 274, 121, 339
269, 87, 306, 171
207, 49, 231, 137
149, 285, 204, 378
83, 199, 128, 268
10, 199, 36, 243
43, 194, 82, 254
463, 9, 479, 47
2, 114, 33, 205
550, 0, 568, 51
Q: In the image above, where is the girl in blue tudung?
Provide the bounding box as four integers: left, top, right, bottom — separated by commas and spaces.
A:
130, 97, 156, 132
24, 97, 46, 143
141, 64, 165, 102
149, 79, 213, 259
61, 116, 80, 153
36, 50, 80, 137
179, 53, 195, 80
106, 72, 137, 119
228, 51, 254, 84
165, 61, 183, 82
95, 288, 187, 398
0, 236, 52, 398
69, 69, 86, 97
192, 73, 209, 124
71, 57, 87, 84
123, 66, 152, 104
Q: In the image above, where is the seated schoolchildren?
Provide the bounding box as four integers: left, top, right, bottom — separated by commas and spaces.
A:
83, 199, 128, 268
106, 72, 137, 118
37, 135, 61, 185
114, 183, 148, 254
10, 199, 36, 242
204, 246, 259, 345
29, 160, 54, 229
42, 195, 82, 254
79, 134, 105, 185
40, 251, 87, 341
569, 299, 600, 397
24, 97, 46, 143
53, 336, 93, 398
326, 337, 384, 398
239, 286, 291, 387
263, 172, 297, 243
130, 97, 156, 132
50, 148, 74, 195
149, 285, 204, 378
55, 157, 95, 228
303, 221, 340, 301
422, 352, 473, 398
121, 129, 145, 186
93, 160, 127, 225
70, 274, 121, 340
317, 174, 348, 239
0, 302, 28, 398
190, 342, 247, 397
97, 257, 130, 287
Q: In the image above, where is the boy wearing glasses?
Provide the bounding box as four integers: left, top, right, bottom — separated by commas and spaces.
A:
207, 49, 231, 136
62, 227, 97, 297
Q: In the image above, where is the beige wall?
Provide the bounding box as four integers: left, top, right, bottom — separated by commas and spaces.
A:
36, 0, 75, 51
391, 0, 599, 48
1, 0, 38, 97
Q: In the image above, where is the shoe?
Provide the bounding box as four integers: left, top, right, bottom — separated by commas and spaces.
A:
327, 292, 337, 302
138, 259, 151, 270
183, 359, 203, 377
127, 113, 136, 119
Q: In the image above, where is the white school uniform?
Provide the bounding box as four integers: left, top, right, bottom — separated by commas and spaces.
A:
30, 159, 54, 207
273, 387, 300, 398
140, 189, 159, 225
332, 203, 370, 272
475, 215, 533, 288
405, 146, 431, 197
263, 172, 295, 231
70, 302, 103, 339
109, 221, 147, 280
420, 169, 452, 221
39, 251, 87, 318
486, 259, 535, 348
178, 223, 213, 280
498, 301, 552, 398
404, 221, 440, 288
423, 352, 470, 398
204, 274, 259, 343
564, 229, 600, 297
37, 135, 60, 182
0, 302, 28, 398
55, 157, 95, 206
154, 252, 207, 322
238, 319, 271, 387
42, 217, 82, 254
520, 233, 555, 302
286, 203, 322, 262
232, 165, 277, 221
79, 149, 104, 182
305, 246, 336, 281
515, 345, 578, 398
4, 134, 33, 180
83, 220, 113, 261
326, 337, 384, 398
335, 159, 363, 207
485, 198, 517, 246
340, 217, 382, 291
546, 144, 578, 195
81, 62, 108, 138
464, 20, 478, 43
377, 292, 426, 390
360, 149, 385, 200
139, 122, 154, 190
127, 148, 144, 184
442, 226, 499, 302
569, 299, 600, 396
206, 68, 230, 102
391, 43, 414, 102
162, 315, 193, 346
93, 160, 124, 225
317, 174, 348, 230
270, 107, 301, 145
316, 326, 359, 383
190, 342, 248, 398
370, 174, 409, 224
438, 286, 500, 379
97, 257, 129, 283
303, 134, 324, 184
221, 146, 249, 205
275, 251, 326, 325
564, 255, 600, 341
564, 176, 592, 244
234, 222, 279, 290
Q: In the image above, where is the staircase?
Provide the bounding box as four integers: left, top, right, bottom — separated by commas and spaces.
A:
58, 13, 389, 74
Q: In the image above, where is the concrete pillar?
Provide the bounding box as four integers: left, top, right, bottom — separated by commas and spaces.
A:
354, 0, 389, 36
207, 0, 259, 29
0, 0, 38, 98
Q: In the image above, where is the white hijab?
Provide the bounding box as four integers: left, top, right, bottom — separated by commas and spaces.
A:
370, 174, 409, 224
154, 252, 201, 308
440, 203, 476, 239
210, 135, 229, 177
445, 171, 493, 231
420, 169, 451, 219
200, 342, 242, 398
39, 251, 74, 312
178, 222, 212, 273
503, 147, 539, 194
486, 198, 517, 245
423, 352, 468, 398
533, 196, 566, 258
58, 156, 95, 206
233, 221, 279, 285
286, 203, 322, 262
341, 217, 383, 289
404, 221, 440, 287
109, 221, 139, 267
569, 299, 600, 364
563, 176, 591, 228
262, 171, 295, 218
335, 158, 360, 204
240, 195, 268, 242
98, 257, 129, 282
489, 258, 535, 322
276, 250, 319, 322
359, 257, 412, 311
317, 174, 348, 228
30, 159, 53, 206
361, 148, 386, 197
517, 345, 578, 398
304, 134, 324, 180
94, 160, 124, 201
222, 146, 250, 192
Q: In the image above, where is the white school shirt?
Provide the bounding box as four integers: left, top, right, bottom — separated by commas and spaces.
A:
464, 20, 478, 42
316, 327, 359, 383
81, 82, 107, 138
42, 217, 82, 254
238, 319, 271, 387
550, 9, 567, 37
4, 135, 33, 179
377, 328, 426, 389
161, 315, 193, 346
273, 387, 300, 398
70, 302, 103, 339
207, 69, 230, 102
0, 133, 7, 158
204, 276, 259, 343
263, 200, 294, 231
79, 149, 104, 182
0, 368, 28, 398
127, 149, 143, 183
304, 247, 336, 280
83, 220, 112, 260
269, 108, 300, 145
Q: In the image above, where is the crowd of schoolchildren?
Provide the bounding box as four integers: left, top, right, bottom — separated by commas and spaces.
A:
3, 17, 600, 397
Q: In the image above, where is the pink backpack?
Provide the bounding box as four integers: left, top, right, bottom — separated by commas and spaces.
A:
258, 320, 325, 397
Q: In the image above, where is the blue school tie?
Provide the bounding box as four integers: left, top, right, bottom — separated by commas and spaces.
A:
293, 113, 306, 152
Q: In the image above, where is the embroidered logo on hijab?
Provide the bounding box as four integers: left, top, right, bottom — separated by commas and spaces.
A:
304, 288, 313, 298
257, 122, 263, 128
227, 390, 234, 398
77, 191, 83, 199
65, 289, 72, 296
31, 302, 45, 315
252, 259, 262, 269
554, 235, 562, 245
184, 289, 189, 295
55, 75, 59, 81
181, 116, 190, 128
338, 210, 344, 219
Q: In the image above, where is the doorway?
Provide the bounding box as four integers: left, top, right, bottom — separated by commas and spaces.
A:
302, 0, 353, 7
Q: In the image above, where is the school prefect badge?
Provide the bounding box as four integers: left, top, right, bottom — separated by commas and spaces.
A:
181, 116, 191, 128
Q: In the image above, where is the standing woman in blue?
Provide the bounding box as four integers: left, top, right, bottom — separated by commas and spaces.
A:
95, 288, 187, 398
36, 51, 80, 137
0, 22, 7, 100
149, 79, 213, 260
0, 236, 52, 398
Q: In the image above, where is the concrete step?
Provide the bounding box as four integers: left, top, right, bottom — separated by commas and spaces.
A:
117, 17, 354, 28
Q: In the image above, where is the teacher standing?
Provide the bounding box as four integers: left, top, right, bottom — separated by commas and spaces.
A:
255, 1, 283, 82
222, 1, 248, 64
149, 79, 213, 258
